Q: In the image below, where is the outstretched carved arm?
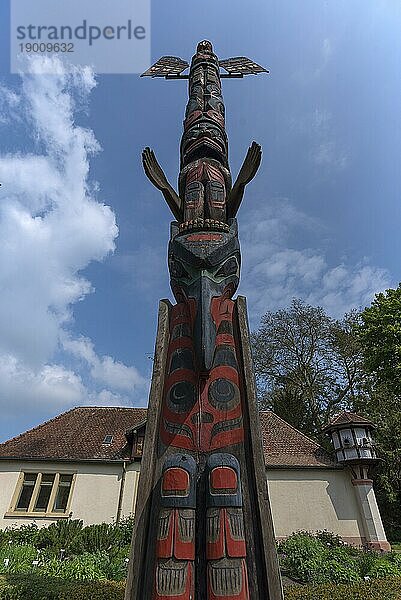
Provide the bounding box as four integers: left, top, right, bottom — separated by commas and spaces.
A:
142, 147, 183, 221
227, 142, 262, 217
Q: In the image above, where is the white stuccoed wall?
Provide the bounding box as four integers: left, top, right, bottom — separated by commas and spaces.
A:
352, 479, 390, 551
266, 468, 368, 545
0, 460, 388, 549
0, 460, 141, 529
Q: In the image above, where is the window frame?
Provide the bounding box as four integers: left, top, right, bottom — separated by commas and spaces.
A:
6, 470, 76, 518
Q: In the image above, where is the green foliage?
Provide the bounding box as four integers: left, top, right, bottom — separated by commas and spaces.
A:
284, 578, 401, 600
0, 545, 38, 575
0, 518, 133, 583
36, 520, 84, 555
75, 523, 123, 555
358, 285, 401, 391
41, 552, 109, 581
0, 525, 40, 548
279, 532, 360, 584
353, 286, 401, 537
251, 299, 366, 439
0, 575, 125, 600
279, 531, 401, 585
1, 575, 401, 600
114, 517, 134, 545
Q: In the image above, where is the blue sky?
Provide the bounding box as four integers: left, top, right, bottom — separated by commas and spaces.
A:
0, 0, 400, 441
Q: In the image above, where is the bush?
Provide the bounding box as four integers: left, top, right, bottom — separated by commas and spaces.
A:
285, 577, 401, 599
0, 575, 125, 600
36, 520, 84, 556
1, 575, 401, 600
0, 545, 38, 575
279, 532, 360, 584
0, 525, 40, 548
278, 531, 401, 585
75, 523, 124, 555
114, 517, 134, 546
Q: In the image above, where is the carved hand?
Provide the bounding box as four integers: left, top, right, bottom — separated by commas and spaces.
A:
236, 141, 262, 186
142, 147, 170, 191
227, 142, 262, 217
141, 147, 182, 221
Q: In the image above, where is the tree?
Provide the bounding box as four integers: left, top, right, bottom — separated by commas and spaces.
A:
251, 299, 366, 439
355, 285, 401, 539
358, 285, 401, 394
251, 292, 401, 538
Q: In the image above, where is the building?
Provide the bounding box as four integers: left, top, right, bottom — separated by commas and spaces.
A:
0, 406, 390, 550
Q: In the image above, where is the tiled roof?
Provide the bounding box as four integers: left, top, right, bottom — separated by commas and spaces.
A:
259, 411, 337, 468
322, 411, 374, 431
0, 407, 147, 462
0, 407, 336, 468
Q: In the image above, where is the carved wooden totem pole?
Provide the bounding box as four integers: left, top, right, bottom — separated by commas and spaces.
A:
125, 41, 284, 600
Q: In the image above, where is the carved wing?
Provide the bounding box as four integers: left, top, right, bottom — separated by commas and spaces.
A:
219, 57, 269, 75
141, 56, 189, 78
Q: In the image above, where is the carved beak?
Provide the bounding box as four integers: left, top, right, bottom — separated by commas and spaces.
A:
192, 273, 218, 372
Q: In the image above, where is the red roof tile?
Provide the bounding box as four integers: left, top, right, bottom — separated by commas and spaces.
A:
260, 411, 337, 468
0, 407, 336, 468
0, 407, 147, 462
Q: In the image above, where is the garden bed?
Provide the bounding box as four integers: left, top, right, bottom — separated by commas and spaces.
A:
1, 575, 401, 600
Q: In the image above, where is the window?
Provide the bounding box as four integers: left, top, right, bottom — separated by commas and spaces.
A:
15, 473, 37, 511
10, 472, 75, 517
34, 474, 55, 512
53, 475, 73, 512
102, 435, 113, 445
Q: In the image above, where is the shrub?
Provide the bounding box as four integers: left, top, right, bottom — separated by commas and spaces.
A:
314, 530, 347, 549
0, 545, 38, 575
75, 523, 124, 555
364, 555, 401, 579
279, 532, 365, 584
36, 520, 84, 556
0, 575, 125, 600
1, 525, 40, 548
114, 517, 134, 546
285, 577, 401, 599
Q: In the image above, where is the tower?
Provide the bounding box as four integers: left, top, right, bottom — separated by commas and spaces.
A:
323, 411, 390, 551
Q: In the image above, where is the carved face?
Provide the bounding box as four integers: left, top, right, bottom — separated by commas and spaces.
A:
197, 40, 213, 54
160, 296, 245, 453
181, 121, 228, 167
169, 221, 240, 370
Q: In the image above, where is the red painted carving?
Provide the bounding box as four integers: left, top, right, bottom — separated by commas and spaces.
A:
186, 233, 223, 242
154, 560, 194, 600
207, 510, 248, 560
207, 559, 249, 600
162, 468, 190, 496
154, 466, 195, 600
210, 467, 238, 494
160, 295, 245, 453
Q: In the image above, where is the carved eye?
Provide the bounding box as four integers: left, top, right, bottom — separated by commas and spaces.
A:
170, 260, 189, 279
215, 257, 238, 278
208, 378, 240, 411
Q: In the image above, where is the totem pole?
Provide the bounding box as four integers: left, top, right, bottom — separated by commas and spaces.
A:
125, 41, 284, 600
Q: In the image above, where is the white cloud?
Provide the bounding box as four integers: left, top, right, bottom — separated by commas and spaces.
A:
240, 200, 391, 322
0, 355, 136, 420
0, 57, 146, 428
0, 84, 20, 124
62, 335, 146, 393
